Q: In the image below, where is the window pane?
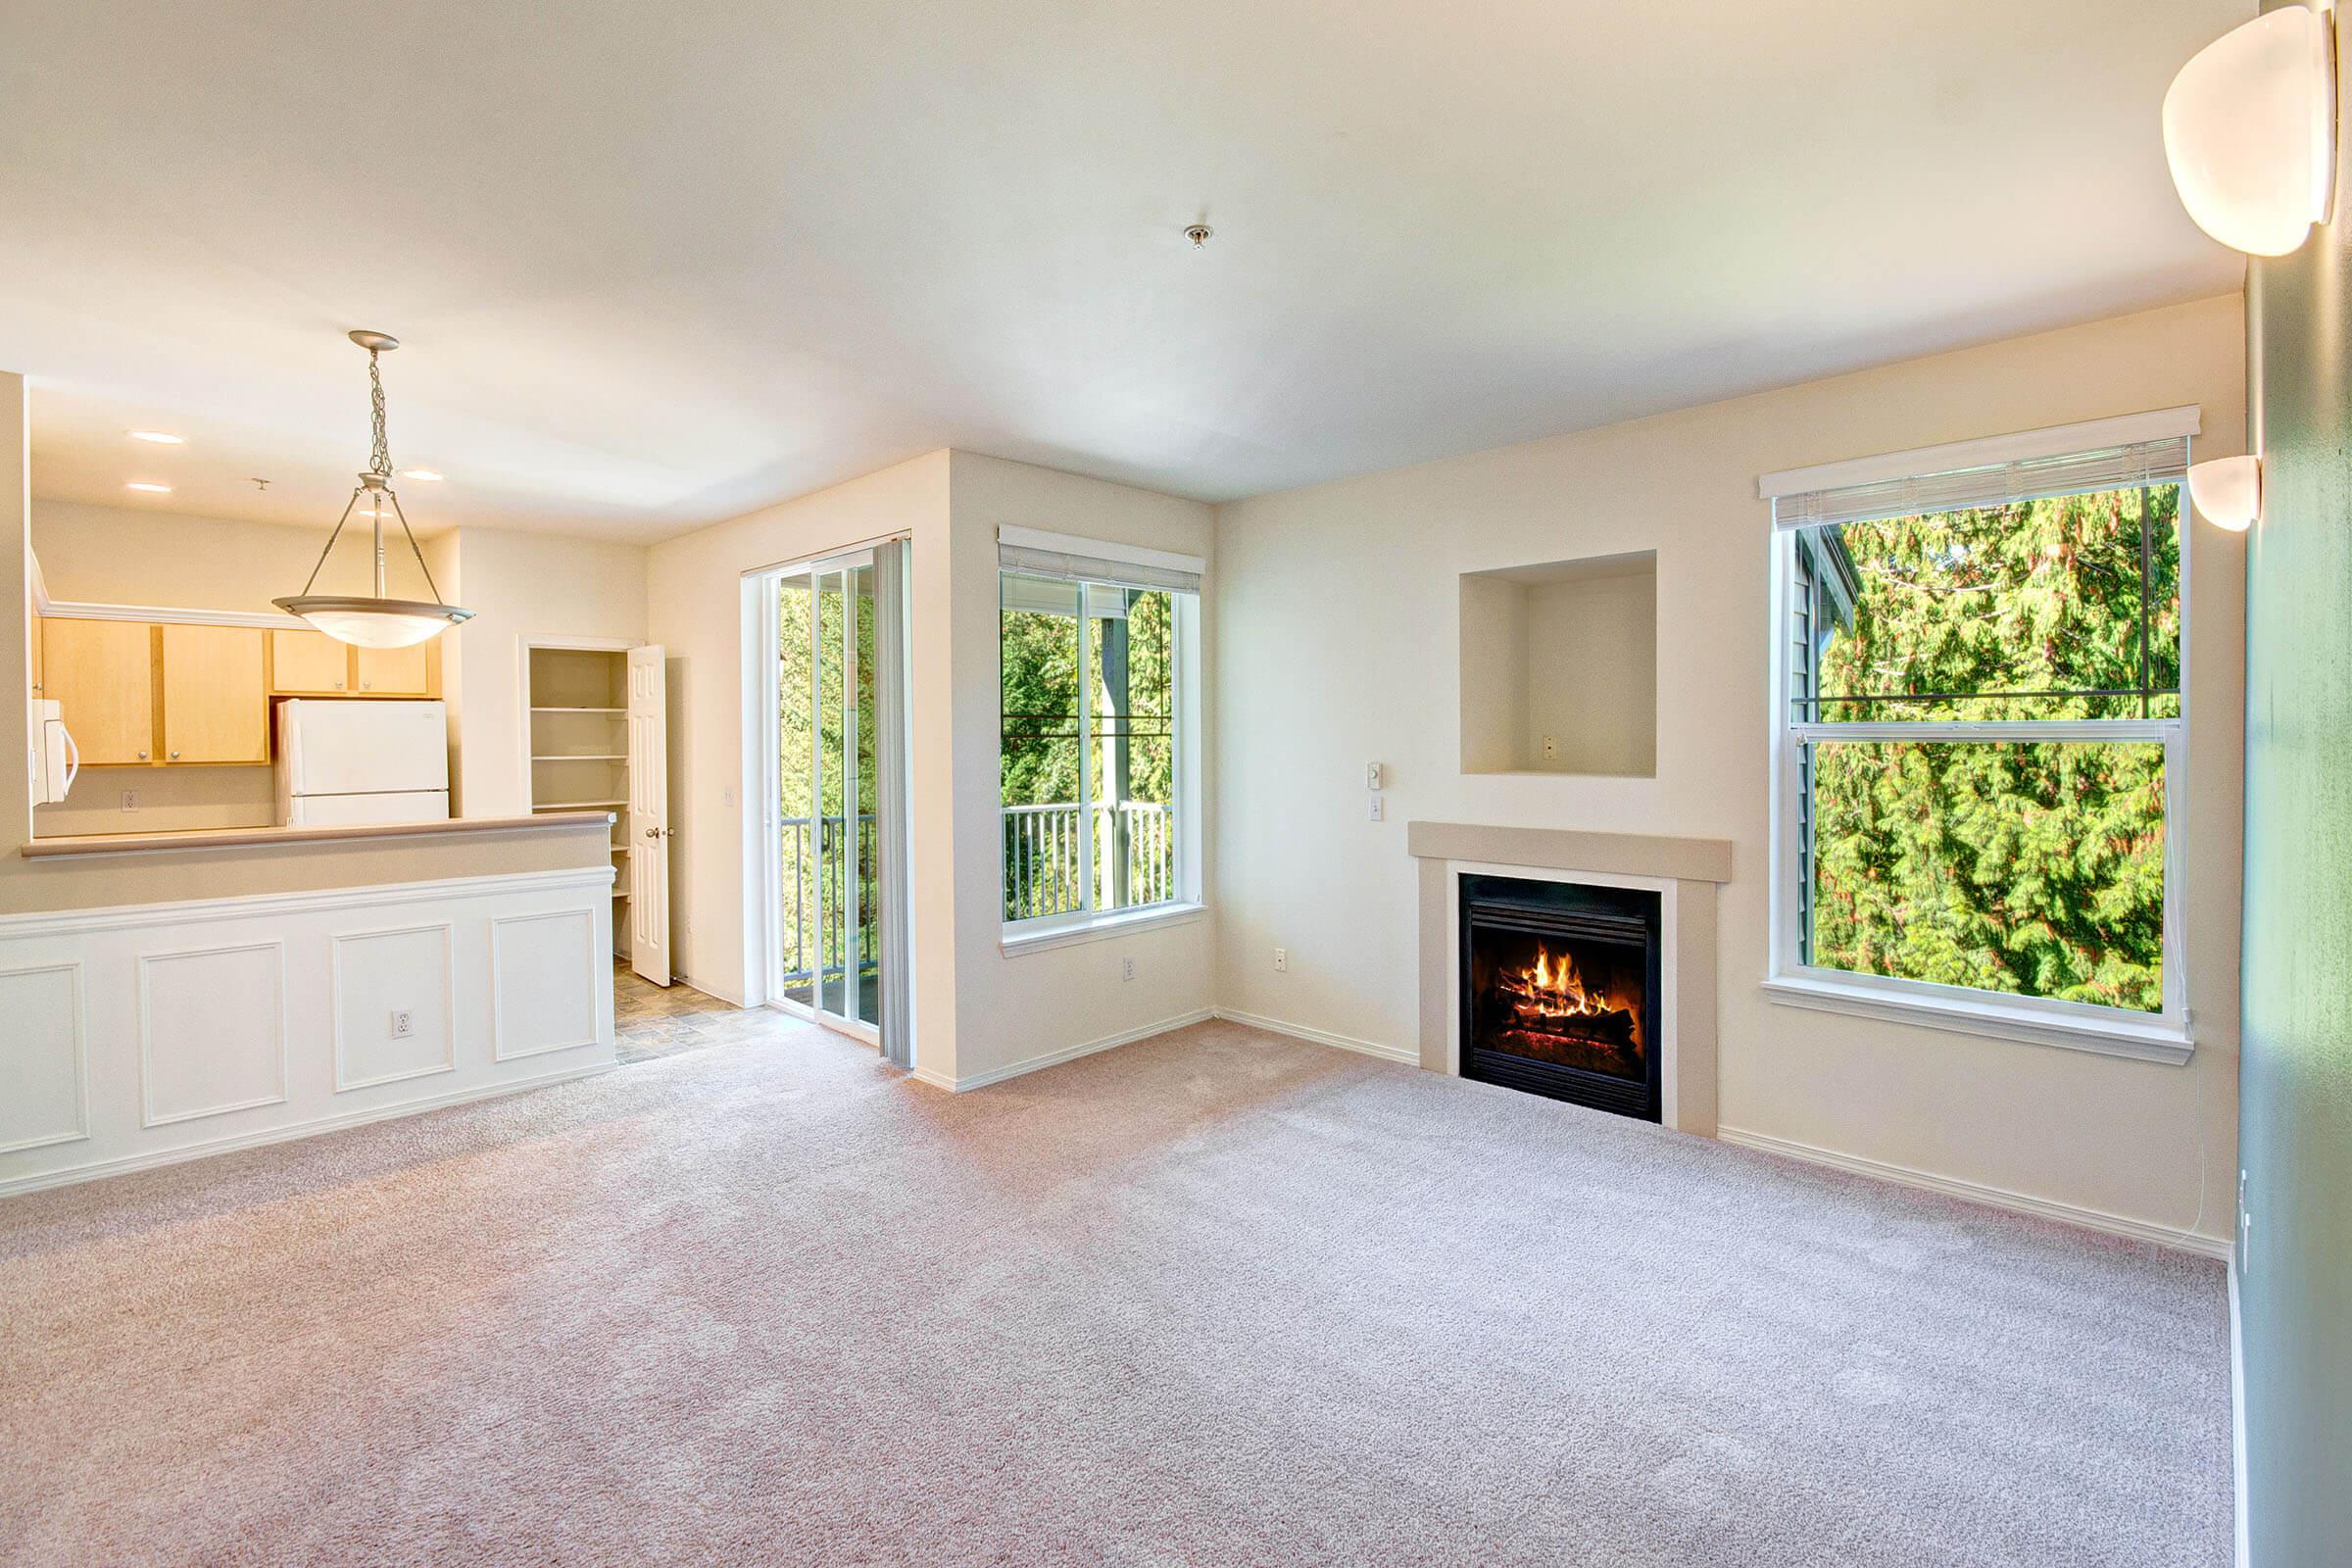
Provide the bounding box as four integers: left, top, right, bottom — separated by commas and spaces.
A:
1001, 574, 1083, 920
1805, 739, 2167, 1012
1794, 483, 2180, 722
1089, 586, 1177, 911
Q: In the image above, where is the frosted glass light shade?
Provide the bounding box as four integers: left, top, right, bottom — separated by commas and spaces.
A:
273, 596, 473, 647
2163, 8, 2336, 257
2186, 455, 2263, 532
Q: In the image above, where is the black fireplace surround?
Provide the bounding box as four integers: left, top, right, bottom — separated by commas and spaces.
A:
1458, 873, 1661, 1122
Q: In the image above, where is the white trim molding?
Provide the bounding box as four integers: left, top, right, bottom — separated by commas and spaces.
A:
1210, 1007, 1418, 1066
0, 865, 616, 1195
1761, 974, 2195, 1064
489, 907, 607, 1061
1758, 405, 2203, 499
330, 921, 459, 1093
36, 597, 308, 630
136, 940, 289, 1127
909, 1007, 1213, 1093
995, 523, 1205, 576
0, 960, 89, 1154
1718, 1125, 2232, 1261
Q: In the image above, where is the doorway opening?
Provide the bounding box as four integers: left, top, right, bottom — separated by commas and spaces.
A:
756, 546, 906, 1047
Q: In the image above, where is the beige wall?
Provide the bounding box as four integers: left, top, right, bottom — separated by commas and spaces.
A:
646, 451, 956, 1043
944, 452, 1216, 1080
444, 526, 649, 817
645, 448, 1214, 1086
1211, 295, 2246, 1246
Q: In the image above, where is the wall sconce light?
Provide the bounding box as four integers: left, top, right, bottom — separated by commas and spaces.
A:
2188, 455, 2263, 532
2163, 6, 2337, 256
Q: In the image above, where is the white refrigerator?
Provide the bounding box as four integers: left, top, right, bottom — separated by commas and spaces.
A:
275, 700, 451, 826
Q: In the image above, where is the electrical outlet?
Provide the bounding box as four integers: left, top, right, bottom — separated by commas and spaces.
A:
2238, 1170, 2251, 1272
1120, 956, 1137, 982
1273, 947, 1289, 973
1542, 735, 1558, 760
1368, 794, 1385, 821
121, 790, 139, 812
389, 1009, 414, 1040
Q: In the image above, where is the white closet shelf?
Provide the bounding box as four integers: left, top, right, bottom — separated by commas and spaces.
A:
532, 754, 628, 761
535, 798, 627, 810
530, 706, 626, 713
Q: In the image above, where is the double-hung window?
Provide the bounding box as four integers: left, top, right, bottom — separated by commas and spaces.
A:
999, 526, 1203, 941
1763, 409, 2198, 1060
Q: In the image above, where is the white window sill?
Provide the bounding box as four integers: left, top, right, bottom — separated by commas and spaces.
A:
1001, 903, 1205, 956
1760, 973, 2193, 1065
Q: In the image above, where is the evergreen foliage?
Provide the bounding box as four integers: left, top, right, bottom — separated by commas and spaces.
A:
1806, 485, 2178, 1012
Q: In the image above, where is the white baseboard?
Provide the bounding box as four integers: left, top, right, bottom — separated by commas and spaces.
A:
1716, 1125, 2234, 1262
2230, 1258, 2249, 1568
1210, 1007, 1419, 1066
0, 1061, 612, 1200
915, 1007, 1216, 1093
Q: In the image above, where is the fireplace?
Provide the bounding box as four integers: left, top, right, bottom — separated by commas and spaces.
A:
1458, 873, 1661, 1121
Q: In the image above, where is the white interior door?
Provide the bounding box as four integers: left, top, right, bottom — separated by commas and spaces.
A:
627, 644, 672, 986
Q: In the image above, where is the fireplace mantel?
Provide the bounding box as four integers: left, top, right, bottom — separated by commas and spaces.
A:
1406, 821, 1731, 1136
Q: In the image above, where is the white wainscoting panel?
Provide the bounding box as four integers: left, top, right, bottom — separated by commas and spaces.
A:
139, 942, 287, 1127
0, 867, 615, 1197
490, 908, 601, 1061
0, 962, 87, 1153
333, 923, 456, 1092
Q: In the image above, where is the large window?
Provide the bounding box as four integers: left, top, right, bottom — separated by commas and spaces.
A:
1767, 415, 2193, 1056
999, 530, 1200, 936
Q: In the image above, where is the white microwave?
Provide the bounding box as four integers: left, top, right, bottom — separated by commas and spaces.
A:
27, 698, 78, 806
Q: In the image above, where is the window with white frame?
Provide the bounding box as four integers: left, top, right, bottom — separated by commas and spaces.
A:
999, 528, 1201, 935
1764, 411, 2195, 1053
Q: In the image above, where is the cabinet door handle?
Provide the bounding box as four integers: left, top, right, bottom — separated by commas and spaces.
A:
168, 751, 179, 760
362, 681, 372, 691
334, 680, 345, 690
137, 750, 149, 760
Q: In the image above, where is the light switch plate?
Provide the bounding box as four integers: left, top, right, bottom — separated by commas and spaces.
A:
1368, 794, 1385, 820
1366, 761, 1384, 790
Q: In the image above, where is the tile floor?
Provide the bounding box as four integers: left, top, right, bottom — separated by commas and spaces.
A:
613, 963, 802, 1064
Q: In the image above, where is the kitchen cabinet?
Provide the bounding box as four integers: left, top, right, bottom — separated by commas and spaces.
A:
160, 625, 269, 763
270, 629, 350, 694
356, 643, 431, 696
269, 629, 436, 699
42, 619, 155, 764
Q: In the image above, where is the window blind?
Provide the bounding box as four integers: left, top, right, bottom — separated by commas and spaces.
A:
1768, 434, 2190, 532
997, 525, 1203, 595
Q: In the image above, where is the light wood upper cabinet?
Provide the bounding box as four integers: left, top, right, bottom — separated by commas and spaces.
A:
42, 619, 155, 764
160, 625, 269, 763
270, 629, 350, 694
356, 643, 431, 697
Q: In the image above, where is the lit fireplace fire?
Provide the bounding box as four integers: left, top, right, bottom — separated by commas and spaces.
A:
1489, 942, 1640, 1054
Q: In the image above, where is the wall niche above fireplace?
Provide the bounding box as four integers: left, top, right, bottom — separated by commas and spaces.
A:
1459, 873, 1661, 1122
1459, 550, 1656, 777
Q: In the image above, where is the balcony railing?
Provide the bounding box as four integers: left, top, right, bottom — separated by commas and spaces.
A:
780, 804, 1179, 984
778, 813, 875, 989
1003, 801, 1176, 921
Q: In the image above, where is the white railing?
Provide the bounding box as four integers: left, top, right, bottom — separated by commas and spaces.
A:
778, 813, 876, 989
1002, 802, 1176, 921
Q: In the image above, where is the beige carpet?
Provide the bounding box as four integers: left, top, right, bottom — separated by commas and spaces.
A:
0, 1014, 2230, 1566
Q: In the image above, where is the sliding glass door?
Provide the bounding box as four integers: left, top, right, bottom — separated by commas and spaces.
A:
774, 552, 880, 1035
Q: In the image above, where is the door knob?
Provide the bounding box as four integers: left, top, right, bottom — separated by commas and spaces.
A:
644, 826, 664, 839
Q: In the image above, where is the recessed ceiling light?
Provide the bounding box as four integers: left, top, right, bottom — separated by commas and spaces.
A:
402, 468, 443, 481
127, 429, 185, 445
125, 481, 172, 493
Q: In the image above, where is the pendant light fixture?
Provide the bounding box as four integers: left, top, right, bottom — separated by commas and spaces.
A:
274, 330, 472, 648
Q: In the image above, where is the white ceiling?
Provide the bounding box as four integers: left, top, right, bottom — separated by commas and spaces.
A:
0, 1, 2243, 543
